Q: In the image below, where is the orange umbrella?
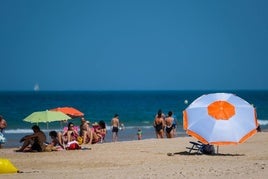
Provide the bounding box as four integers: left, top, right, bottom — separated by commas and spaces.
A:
50, 107, 84, 118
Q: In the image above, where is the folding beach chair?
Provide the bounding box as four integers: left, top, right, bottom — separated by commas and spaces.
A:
186, 141, 203, 154
186, 141, 216, 155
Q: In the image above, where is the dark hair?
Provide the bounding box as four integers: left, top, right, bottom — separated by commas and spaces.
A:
114, 114, 119, 118
98, 120, 106, 129
49, 131, 58, 137
157, 109, 162, 118
32, 125, 40, 131
168, 111, 173, 117
68, 122, 74, 127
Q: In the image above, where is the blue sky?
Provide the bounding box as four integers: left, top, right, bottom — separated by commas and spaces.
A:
0, 0, 268, 91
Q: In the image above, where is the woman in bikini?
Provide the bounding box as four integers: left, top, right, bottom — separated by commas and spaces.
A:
94, 120, 107, 143
153, 110, 165, 138
58, 122, 79, 146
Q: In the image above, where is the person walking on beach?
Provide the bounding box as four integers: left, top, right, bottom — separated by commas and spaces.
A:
0, 115, 7, 148
153, 110, 165, 138
111, 114, 120, 142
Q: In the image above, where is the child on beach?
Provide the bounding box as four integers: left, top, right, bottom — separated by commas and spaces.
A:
137, 128, 142, 140
45, 131, 64, 151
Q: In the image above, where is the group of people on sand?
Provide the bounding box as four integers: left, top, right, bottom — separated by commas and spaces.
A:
153, 109, 177, 139
15, 117, 108, 152
0, 113, 124, 151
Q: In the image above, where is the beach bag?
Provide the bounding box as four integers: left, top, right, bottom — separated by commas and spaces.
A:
201, 144, 215, 155
77, 136, 83, 145
66, 141, 81, 150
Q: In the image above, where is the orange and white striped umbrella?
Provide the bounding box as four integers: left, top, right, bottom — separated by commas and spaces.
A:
183, 93, 258, 146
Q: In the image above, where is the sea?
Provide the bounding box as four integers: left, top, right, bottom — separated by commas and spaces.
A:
1, 90, 268, 148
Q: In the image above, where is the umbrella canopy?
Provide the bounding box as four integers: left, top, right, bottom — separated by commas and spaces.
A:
50, 107, 84, 118
183, 93, 258, 146
23, 110, 71, 124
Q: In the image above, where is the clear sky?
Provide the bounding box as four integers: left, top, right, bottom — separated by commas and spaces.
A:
0, 0, 267, 91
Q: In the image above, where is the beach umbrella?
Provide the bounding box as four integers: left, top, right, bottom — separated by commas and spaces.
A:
50, 107, 84, 118
23, 110, 71, 124
183, 93, 258, 146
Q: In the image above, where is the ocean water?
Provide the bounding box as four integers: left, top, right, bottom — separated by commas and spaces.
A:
1, 90, 268, 148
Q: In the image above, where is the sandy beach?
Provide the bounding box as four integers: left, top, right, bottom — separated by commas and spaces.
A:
1, 132, 268, 179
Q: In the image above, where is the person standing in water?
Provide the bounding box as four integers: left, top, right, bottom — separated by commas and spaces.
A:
111, 114, 120, 142
165, 111, 175, 138
153, 109, 165, 138
137, 128, 142, 140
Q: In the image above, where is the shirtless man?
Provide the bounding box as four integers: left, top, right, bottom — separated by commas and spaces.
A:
16, 125, 47, 152
111, 114, 120, 142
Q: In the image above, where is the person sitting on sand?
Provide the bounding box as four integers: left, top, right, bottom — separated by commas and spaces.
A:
153, 110, 165, 138
77, 119, 102, 145
82, 126, 102, 145
79, 118, 91, 144
93, 120, 107, 143
80, 117, 91, 144
58, 122, 79, 146
16, 125, 47, 152
45, 131, 64, 151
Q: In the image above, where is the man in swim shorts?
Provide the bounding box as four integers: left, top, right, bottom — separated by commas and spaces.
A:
111, 114, 120, 142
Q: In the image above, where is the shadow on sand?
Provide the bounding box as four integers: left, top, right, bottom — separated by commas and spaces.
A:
167, 151, 245, 156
